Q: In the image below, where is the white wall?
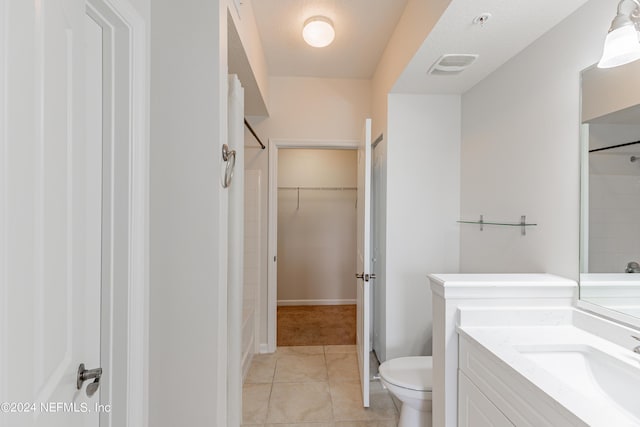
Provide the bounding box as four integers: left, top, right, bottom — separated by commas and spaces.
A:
460, 0, 617, 279
582, 59, 640, 123
383, 94, 461, 360
228, 0, 269, 115
149, 1, 228, 425
277, 149, 357, 305
251, 76, 372, 140
371, 0, 452, 139
244, 76, 371, 348
243, 169, 261, 375
244, 145, 270, 349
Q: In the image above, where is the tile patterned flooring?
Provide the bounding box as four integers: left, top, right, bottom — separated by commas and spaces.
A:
242, 345, 399, 427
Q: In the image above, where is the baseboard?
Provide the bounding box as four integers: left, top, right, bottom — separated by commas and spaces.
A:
259, 343, 270, 354
277, 299, 356, 306
241, 346, 253, 383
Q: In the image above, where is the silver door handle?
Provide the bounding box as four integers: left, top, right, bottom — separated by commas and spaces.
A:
77, 363, 102, 397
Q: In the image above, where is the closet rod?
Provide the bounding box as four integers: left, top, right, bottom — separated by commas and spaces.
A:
589, 139, 640, 153
244, 118, 266, 149
278, 186, 357, 190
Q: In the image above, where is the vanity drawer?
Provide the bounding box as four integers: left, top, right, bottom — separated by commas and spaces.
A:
459, 370, 514, 427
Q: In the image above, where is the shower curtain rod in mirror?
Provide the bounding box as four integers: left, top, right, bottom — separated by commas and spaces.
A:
589, 139, 640, 153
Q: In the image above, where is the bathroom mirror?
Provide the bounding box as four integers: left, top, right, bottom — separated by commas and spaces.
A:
580, 62, 640, 321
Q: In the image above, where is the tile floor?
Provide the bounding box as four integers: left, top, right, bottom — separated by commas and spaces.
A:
242, 345, 399, 427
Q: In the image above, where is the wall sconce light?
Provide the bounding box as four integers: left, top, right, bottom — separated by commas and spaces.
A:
598, 0, 640, 68
303, 16, 335, 48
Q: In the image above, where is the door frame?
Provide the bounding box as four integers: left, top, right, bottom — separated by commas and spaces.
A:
267, 139, 358, 352
86, 0, 149, 425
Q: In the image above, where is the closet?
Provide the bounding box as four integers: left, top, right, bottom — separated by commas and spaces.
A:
276, 148, 358, 346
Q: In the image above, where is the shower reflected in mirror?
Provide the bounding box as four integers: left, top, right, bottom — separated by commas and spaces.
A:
580, 62, 640, 321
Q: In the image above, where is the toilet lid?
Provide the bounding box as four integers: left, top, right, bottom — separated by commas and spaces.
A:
378, 356, 433, 392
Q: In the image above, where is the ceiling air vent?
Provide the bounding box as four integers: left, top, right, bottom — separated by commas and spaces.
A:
428, 54, 479, 75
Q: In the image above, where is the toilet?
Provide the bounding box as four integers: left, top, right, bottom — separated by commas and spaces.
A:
378, 356, 433, 427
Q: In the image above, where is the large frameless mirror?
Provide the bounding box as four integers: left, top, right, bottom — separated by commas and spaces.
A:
580, 61, 640, 322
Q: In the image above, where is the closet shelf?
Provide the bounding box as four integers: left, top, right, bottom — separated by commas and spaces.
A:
278, 186, 357, 191
457, 215, 537, 236
278, 186, 357, 210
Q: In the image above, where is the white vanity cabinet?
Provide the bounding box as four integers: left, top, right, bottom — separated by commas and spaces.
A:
458, 370, 513, 427
428, 273, 578, 427
457, 333, 590, 427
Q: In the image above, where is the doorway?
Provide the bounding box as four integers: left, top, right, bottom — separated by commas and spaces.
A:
277, 148, 357, 346
86, 1, 149, 425
267, 141, 359, 351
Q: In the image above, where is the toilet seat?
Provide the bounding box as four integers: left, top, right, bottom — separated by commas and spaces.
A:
379, 356, 433, 392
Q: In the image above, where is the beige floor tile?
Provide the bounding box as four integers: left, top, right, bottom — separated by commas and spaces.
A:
334, 421, 396, 427
267, 382, 334, 423
277, 346, 325, 356
330, 381, 397, 422
324, 345, 356, 354
246, 354, 278, 384
265, 423, 334, 427
274, 355, 328, 382
326, 353, 359, 383
243, 383, 272, 424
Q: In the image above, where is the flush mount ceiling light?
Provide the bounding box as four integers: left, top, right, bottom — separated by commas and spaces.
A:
598, 0, 640, 68
303, 16, 335, 48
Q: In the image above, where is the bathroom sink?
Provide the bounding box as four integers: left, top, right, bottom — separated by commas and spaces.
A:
514, 344, 640, 421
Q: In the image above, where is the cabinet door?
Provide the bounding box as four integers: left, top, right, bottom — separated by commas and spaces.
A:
459, 371, 514, 427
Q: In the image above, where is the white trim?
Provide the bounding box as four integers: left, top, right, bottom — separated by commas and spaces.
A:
579, 123, 589, 272
259, 343, 270, 354
226, 74, 244, 427
267, 138, 359, 353
216, 4, 229, 423
277, 299, 357, 306
120, 0, 149, 424
0, 0, 7, 406
86, 1, 148, 425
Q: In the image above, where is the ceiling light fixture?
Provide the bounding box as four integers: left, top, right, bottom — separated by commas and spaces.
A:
303, 16, 335, 48
598, 0, 640, 68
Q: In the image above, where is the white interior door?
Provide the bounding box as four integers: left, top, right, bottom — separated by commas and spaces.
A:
356, 118, 373, 407
1, 1, 101, 426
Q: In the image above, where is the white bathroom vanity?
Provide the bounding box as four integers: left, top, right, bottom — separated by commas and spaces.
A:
428, 274, 640, 427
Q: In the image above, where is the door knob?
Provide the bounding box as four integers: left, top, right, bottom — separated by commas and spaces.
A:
77, 363, 102, 397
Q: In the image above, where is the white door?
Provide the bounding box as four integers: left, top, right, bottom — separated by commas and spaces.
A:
356, 118, 373, 407
1, 1, 101, 426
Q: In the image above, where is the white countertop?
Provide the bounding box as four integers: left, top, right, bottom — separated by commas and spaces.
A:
457, 308, 640, 427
